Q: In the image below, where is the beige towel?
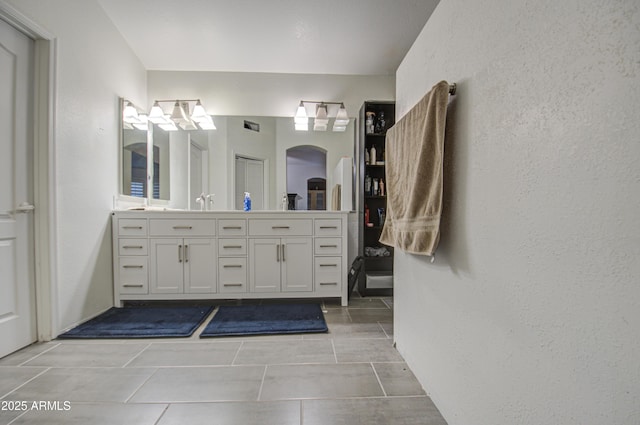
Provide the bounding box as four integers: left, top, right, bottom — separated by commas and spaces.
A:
331, 184, 341, 211
379, 80, 450, 256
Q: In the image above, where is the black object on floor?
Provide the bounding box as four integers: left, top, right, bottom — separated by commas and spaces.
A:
200, 303, 328, 337
58, 306, 214, 339
348, 255, 365, 299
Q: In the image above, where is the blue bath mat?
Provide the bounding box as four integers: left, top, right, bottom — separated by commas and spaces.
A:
200, 303, 328, 337
58, 306, 214, 339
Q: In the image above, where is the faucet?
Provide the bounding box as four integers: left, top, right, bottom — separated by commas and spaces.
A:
206, 194, 215, 211
195, 193, 206, 211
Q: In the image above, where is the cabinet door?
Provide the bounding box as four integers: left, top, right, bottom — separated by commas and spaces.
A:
249, 238, 281, 292
150, 239, 184, 294
184, 238, 217, 293
281, 238, 313, 292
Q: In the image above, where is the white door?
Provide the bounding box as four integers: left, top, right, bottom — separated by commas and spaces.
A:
281, 238, 313, 292
0, 19, 36, 358
235, 156, 264, 210
245, 159, 264, 210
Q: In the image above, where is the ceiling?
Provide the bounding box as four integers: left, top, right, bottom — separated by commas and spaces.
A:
97, 0, 439, 75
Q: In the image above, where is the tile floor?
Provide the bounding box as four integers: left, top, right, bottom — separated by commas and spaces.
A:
0, 296, 447, 425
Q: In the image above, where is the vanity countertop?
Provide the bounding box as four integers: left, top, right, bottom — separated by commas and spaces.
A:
112, 209, 352, 216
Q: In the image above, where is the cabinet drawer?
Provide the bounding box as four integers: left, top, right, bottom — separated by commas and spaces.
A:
118, 257, 148, 294
314, 238, 342, 255
219, 258, 247, 293
249, 219, 312, 236
218, 239, 247, 256
118, 239, 148, 256
149, 219, 216, 237
218, 219, 247, 236
118, 219, 147, 236
314, 219, 342, 236
314, 257, 342, 294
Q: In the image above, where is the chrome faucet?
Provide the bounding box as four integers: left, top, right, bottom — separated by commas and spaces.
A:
206, 194, 215, 211
195, 193, 206, 211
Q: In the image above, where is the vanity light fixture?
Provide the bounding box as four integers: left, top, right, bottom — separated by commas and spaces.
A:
294, 101, 308, 131
122, 100, 148, 130
132, 114, 149, 131
148, 99, 216, 131
198, 115, 217, 130
314, 103, 329, 131
190, 100, 209, 123
294, 100, 350, 132
122, 101, 140, 123
159, 121, 178, 131
171, 101, 190, 123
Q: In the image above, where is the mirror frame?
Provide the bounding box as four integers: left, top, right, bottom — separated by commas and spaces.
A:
118, 97, 168, 208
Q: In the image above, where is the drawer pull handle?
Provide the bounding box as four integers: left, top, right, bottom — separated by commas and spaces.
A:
173, 225, 193, 230
319, 264, 338, 267
320, 226, 338, 229
223, 283, 243, 287
223, 226, 242, 230
184, 245, 189, 263
123, 284, 144, 288
272, 226, 290, 229
178, 244, 183, 263
320, 245, 338, 248
223, 264, 243, 268
223, 245, 243, 249
122, 226, 143, 230
122, 245, 144, 249
123, 265, 144, 269
320, 282, 338, 286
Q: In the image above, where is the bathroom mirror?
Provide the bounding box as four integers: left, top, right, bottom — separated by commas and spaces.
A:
120, 99, 151, 199
121, 101, 354, 210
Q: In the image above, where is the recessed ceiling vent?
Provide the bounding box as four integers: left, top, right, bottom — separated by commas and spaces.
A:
244, 120, 260, 132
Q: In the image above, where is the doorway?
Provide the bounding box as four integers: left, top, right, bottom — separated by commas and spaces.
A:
235, 155, 265, 210
0, 16, 37, 358
0, 3, 55, 348
286, 145, 327, 210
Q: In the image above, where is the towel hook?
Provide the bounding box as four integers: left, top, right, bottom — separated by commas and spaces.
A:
449, 83, 456, 95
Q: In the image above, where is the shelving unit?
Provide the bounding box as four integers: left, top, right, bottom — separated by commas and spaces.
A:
356, 101, 395, 296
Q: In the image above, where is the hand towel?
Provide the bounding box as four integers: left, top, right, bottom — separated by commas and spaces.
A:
379, 80, 450, 256
331, 184, 341, 211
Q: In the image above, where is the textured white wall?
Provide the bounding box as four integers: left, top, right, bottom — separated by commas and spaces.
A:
394, 1, 640, 425
5, 0, 147, 333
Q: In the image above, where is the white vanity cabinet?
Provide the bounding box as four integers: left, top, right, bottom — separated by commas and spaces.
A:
147, 218, 217, 295
112, 211, 349, 306
249, 237, 313, 292
149, 238, 216, 294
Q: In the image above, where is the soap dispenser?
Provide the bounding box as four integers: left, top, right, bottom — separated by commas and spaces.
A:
281, 193, 288, 211
243, 192, 252, 211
